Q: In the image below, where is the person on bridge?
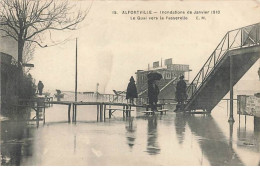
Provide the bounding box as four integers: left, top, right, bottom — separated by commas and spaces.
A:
126, 76, 138, 104
37, 81, 44, 95
175, 75, 187, 112
148, 79, 160, 112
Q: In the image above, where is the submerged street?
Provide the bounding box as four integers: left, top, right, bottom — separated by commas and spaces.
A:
1, 93, 259, 166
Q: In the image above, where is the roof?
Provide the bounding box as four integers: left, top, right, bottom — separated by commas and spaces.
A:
0, 52, 13, 65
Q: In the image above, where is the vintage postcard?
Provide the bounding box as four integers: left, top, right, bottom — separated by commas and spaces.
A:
0, 0, 260, 166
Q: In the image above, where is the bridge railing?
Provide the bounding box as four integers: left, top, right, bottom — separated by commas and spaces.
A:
83, 93, 127, 103
186, 23, 260, 101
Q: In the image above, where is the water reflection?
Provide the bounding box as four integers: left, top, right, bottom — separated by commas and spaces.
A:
237, 116, 260, 152
125, 117, 136, 149
74, 134, 77, 153
186, 114, 244, 166
1, 121, 35, 166
2, 100, 260, 166
174, 113, 187, 144
254, 117, 260, 152
229, 122, 234, 149
146, 115, 160, 155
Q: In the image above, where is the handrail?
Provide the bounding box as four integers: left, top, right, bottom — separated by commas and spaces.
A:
138, 76, 178, 96
227, 22, 260, 33
160, 77, 178, 92
186, 23, 260, 105
138, 88, 147, 96
187, 32, 228, 91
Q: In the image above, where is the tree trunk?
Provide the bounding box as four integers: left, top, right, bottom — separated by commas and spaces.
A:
17, 37, 25, 98
18, 38, 24, 71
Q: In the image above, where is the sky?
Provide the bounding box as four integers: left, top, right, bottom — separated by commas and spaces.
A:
1, 0, 260, 94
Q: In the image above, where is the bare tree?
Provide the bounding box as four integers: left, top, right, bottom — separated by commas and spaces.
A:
0, 0, 89, 71
23, 41, 36, 64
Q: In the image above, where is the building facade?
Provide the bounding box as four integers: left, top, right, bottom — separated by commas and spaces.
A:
135, 58, 190, 103
1, 52, 19, 111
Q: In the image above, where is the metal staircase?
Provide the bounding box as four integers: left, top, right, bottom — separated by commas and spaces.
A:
185, 23, 260, 112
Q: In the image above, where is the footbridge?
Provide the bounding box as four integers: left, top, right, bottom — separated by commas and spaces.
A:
185, 23, 260, 112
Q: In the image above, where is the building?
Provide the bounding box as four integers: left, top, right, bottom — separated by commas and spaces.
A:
0, 36, 18, 60
0, 52, 19, 111
135, 58, 191, 103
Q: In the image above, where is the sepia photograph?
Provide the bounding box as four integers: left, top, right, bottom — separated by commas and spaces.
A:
0, 0, 260, 166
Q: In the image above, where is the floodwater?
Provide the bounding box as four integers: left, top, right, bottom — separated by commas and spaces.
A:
1, 94, 260, 166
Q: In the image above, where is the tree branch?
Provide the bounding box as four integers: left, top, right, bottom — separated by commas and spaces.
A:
0, 0, 91, 63
0, 28, 18, 41
26, 39, 47, 48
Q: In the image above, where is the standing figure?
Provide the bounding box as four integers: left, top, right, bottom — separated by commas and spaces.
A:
175, 75, 187, 111
126, 76, 138, 104
148, 80, 160, 111
37, 81, 44, 95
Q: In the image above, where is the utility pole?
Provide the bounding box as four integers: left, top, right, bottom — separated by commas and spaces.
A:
228, 55, 235, 123
75, 38, 78, 102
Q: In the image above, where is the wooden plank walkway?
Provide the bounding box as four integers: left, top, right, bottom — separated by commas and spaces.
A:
72, 102, 135, 122
40, 100, 137, 123
17, 99, 167, 124
44, 101, 166, 122
45, 101, 72, 105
